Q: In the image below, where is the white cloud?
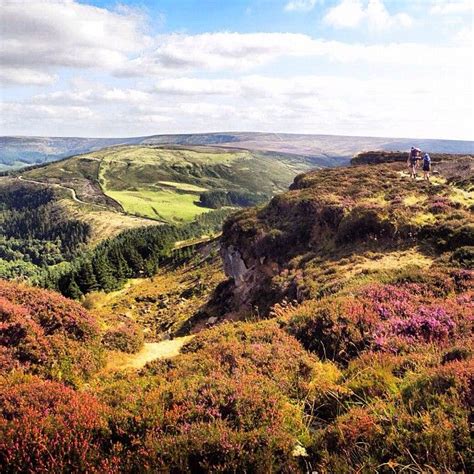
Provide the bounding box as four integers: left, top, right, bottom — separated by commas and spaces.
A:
0, 0, 149, 85
430, 1, 473, 15
118, 32, 320, 75
30, 86, 152, 106
454, 26, 473, 45
284, 0, 319, 12
0, 2, 471, 140
324, 0, 413, 30
323, 0, 366, 27
123, 32, 471, 75
153, 78, 239, 96
0, 67, 57, 86
4, 71, 471, 139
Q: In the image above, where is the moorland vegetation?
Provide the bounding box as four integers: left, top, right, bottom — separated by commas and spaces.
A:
0, 154, 473, 472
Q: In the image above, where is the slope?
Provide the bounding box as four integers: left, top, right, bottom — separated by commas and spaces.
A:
215, 156, 473, 318
3, 132, 473, 171
20, 144, 321, 223
1, 155, 472, 473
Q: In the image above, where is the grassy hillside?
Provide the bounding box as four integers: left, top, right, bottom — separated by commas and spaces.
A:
21, 144, 320, 223
87, 242, 226, 339
218, 158, 473, 316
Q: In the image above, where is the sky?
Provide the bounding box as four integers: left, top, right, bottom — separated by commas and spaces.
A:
0, 0, 473, 139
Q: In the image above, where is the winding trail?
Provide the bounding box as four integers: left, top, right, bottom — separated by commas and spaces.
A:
17, 175, 99, 206
17, 175, 164, 223
104, 336, 193, 371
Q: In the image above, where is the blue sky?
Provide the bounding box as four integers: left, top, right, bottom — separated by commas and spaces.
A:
1, 0, 473, 139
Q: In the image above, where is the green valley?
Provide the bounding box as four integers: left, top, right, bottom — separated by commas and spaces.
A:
0, 143, 323, 284
20, 144, 320, 224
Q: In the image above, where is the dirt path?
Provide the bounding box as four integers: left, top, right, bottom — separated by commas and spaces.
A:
104, 336, 193, 371
17, 175, 164, 223
18, 175, 97, 206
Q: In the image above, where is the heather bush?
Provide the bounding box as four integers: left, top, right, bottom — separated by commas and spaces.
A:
0, 280, 103, 383
308, 354, 473, 472
336, 205, 394, 243
0, 280, 99, 341
452, 245, 474, 267
286, 281, 473, 362
318, 406, 384, 471
442, 346, 472, 364
285, 297, 378, 364
0, 375, 113, 473
93, 321, 335, 471
343, 359, 400, 401
102, 322, 144, 354
0, 298, 53, 369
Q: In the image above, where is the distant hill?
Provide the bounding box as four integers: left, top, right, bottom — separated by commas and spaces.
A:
0, 136, 145, 171
2, 132, 473, 171
19, 144, 323, 223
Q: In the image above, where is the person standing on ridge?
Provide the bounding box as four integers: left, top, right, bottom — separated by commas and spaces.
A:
422, 152, 431, 182
407, 147, 421, 179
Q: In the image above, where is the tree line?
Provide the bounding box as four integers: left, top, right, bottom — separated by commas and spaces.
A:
41, 208, 234, 298
198, 189, 268, 209
0, 184, 91, 280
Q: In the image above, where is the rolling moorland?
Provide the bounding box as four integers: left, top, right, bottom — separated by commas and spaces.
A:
2, 132, 473, 172
0, 147, 473, 471
0, 142, 325, 285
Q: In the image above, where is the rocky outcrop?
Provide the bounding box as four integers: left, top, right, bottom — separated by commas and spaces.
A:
220, 243, 282, 315
221, 245, 249, 287
216, 158, 474, 319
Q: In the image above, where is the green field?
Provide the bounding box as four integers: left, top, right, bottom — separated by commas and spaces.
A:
95, 145, 314, 223
106, 188, 212, 222
23, 144, 319, 224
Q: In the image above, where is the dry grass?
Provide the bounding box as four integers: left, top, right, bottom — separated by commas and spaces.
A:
61, 200, 158, 244
90, 252, 225, 339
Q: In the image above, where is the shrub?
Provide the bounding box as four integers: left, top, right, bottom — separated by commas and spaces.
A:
0, 298, 53, 370
336, 205, 395, 243
286, 282, 473, 361
102, 322, 144, 354
452, 245, 474, 268
0, 376, 113, 473
0, 280, 103, 383
285, 298, 378, 364
0, 280, 99, 341
442, 346, 472, 364
95, 321, 328, 471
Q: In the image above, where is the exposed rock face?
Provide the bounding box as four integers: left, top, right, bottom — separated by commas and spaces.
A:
220, 241, 283, 315
221, 245, 249, 287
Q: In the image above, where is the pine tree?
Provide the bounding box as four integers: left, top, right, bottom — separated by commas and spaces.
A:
76, 260, 99, 293
59, 274, 83, 299
108, 247, 130, 280
92, 253, 116, 292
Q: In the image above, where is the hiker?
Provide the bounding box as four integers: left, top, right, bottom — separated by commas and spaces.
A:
422, 152, 431, 181
407, 147, 421, 179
